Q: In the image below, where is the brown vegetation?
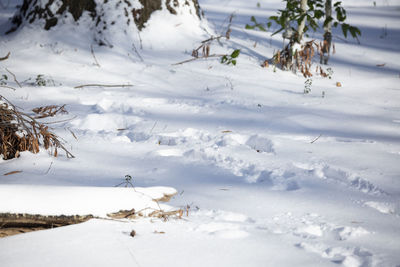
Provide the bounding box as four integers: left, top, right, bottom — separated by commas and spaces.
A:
0, 95, 74, 160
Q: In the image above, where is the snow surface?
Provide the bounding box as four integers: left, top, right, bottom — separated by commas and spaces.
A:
1, 0, 400, 266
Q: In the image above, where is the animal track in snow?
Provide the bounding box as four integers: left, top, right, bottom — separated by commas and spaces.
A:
190, 210, 253, 239
364, 201, 396, 215
245, 135, 275, 153
321, 166, 385, 195
294, 163, 386, 195
267, 212, 369, 241
296, 242, 376, 267
331, 226, 370, 241
194, 222, 249, 239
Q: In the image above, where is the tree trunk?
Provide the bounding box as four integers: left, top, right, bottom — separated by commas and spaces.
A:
321, 0, 332, 64
296, 0, 308, 43
6, 0, 203, 48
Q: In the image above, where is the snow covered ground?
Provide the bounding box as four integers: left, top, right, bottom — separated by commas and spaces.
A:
0, 0, 400, 266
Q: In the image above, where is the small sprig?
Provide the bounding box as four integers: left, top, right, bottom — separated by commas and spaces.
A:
221, 49, 241, 66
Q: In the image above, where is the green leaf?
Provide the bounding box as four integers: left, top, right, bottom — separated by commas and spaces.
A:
232, 60, 237, 65
272, 27, 284, 36
334, 1, 342, 7
221, 56, 227, 63
245, 24, 255, 30
258, 25, 267, 31
269, 15, 278, 21
231, 49, 240, 58
341, 23, 349, 38
349, 26, 361, 38
314, 10, 324, 19
324, 16, 333, 27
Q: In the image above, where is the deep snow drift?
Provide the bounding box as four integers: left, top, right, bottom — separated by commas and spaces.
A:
0, 0, 399, 266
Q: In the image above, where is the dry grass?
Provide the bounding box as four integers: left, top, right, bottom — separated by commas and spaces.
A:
273, 40, 330, 78
0, 95, 74, 160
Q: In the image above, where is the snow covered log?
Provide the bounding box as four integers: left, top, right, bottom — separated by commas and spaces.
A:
0, 213, 94, 237
6, 0, 205, 49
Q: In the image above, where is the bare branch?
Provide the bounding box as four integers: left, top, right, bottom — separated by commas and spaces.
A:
0, 52, 10, 61
172, 54, 225, 66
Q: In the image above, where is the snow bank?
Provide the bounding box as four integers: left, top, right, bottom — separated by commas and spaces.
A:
0, 185, 177, 217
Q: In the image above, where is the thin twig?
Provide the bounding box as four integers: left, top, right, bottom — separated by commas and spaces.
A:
149, 121, 157, 134
132, 42, 144, 62
44, 161, 53, 174
67, 127, 78, 140
0, 52, 10, 61
5, 68, 22, 88
90, 45, 101, 67
310, 134, 322, 144
172, 54, 225, 66
42, 116, 76, 125
0, 85, 16, 91
74, 84, 133, 89
201, 35, 224, 44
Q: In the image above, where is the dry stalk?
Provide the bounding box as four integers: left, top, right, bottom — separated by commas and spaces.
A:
90, 45, 101, 67
32, 105, 67, 119
173, 13, 234, 66
273, 40, 330, 78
